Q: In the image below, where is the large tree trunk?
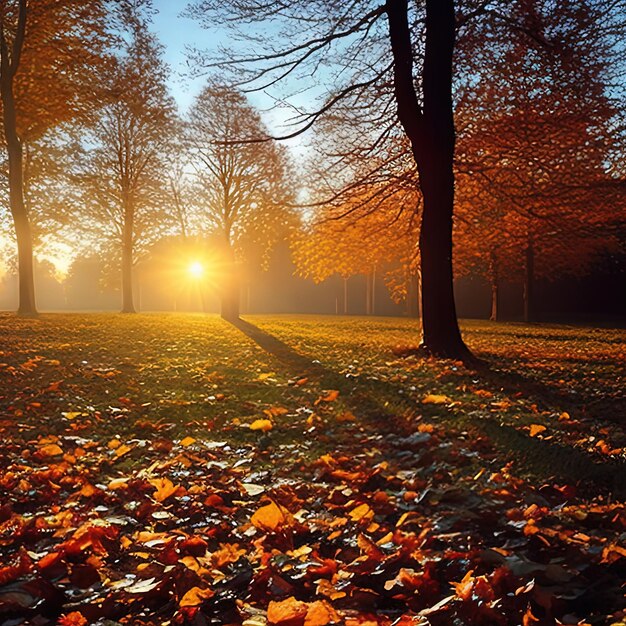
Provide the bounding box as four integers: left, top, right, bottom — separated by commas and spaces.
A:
523, 237, 535, 322
0, 2, 37, 317
121, 202, 136, 313
387, 0, 471, 359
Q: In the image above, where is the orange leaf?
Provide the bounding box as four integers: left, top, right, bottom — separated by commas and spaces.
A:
529, 424, 547, 437
179, 586, 214, 607
180, 436, 196, 447
349, 503, 373, 522
267, 597, 308, 626
39, 443, 63, 457
251, 500, 294, 532
304, 601, 340, 626
58, 612, 88, 626
150, 477, 178, 502
422, 394, 452, 405
250, 419, 273, 432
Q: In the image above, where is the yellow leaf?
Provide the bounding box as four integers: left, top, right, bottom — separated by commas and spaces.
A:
150, 477, 178, 502
62, 412, 82, 420
180, 436, 196, 447
349, 503, 373, 522
115, 444, 133, 458
422, 394, 452, 405
250, 419, 273, 432
257, 372, 275, 381
251, 500, 294, 532
529, 424, 547, 437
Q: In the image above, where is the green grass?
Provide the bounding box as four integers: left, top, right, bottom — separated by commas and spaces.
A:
1, 313, 624, 489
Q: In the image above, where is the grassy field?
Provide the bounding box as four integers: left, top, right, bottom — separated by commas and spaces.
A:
0, 313, 624, 625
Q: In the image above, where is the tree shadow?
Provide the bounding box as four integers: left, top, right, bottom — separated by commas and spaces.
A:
229, 317, 409, 436
230, 317, 625, 495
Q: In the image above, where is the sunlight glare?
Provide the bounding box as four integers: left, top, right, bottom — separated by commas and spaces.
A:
188, 261, 204, 278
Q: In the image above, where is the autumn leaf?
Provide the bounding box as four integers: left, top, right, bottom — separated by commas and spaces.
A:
529, 424, 547, 437
179, 586, 214, 607
422, 394, 452, 405
150, 477, 179, 502
58, 612, 88, 626
251, 500, 294, 532
349, 503, 374, 522
267, 597, 308, 626
250, 418, 273, 432
180, 436, 196, 447
38, 443, 63, 457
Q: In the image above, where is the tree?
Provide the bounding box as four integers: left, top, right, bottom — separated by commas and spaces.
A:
0, 0, 112, 315
187, 0, 475, 358
186, 83, 294, 320
454, 0, 626, 321
82, 14, 177, 313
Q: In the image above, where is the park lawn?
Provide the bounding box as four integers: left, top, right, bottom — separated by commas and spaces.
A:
0, 313, 624, 625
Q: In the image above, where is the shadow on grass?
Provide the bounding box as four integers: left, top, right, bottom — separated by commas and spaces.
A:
230, 317, 409, 437
232, 317, 625, 496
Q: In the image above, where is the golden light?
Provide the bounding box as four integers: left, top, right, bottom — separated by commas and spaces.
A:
188, 261, 204, 278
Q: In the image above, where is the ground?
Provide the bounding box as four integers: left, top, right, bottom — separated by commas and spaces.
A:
0, 313, 624, 626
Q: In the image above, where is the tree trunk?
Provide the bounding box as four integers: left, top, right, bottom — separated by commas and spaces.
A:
343, 277, 348, 315
490, 279, 499, 322
489, 253, 499, 322
0, 3, 37, 316
221, 243, 240, 321
365, 271, 374, 315
387, 0, 471, 359
523, 237, 535, 323
407, 273, 420, 318
121, 206, 135, 313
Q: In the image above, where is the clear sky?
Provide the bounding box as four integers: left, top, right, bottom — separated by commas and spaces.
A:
150, 1, 319, 155
151, 1, 210, 112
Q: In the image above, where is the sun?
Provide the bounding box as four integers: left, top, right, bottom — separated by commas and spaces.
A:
188, 261, 204, 278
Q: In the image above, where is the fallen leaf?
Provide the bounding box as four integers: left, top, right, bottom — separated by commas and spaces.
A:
529, 424, 547, 437
422, 394, 452, 405
250, 419, 273, 432
251, 500, 294, 532
267, 597, 308, 626
179, 586, 214, 607
150, 477, 179, 502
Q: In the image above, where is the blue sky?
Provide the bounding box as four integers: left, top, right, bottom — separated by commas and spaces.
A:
150, 1, 319, 154
151, 1, 210, 112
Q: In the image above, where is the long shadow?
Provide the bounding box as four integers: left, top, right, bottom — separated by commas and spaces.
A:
231, 318, 625, 495
473, 356, 626, 424
230, 317, 410, 437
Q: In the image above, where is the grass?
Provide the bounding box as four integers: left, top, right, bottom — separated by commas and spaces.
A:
1, 313, 623, 489
0, 313, 624, 625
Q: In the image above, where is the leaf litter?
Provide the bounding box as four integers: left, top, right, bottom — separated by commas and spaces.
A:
0, 313, 624, 625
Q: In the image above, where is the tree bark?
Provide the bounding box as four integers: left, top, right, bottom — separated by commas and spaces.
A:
407, 272, 420, 318
387, 0, 471, 359
489, 253, 499, 321
343, 277, 348, 315
0, 2, 37, 316
523, 237, 535, 322
221, 242, 240, 321
121, 199, 136, 313
365, 271, 375, 315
